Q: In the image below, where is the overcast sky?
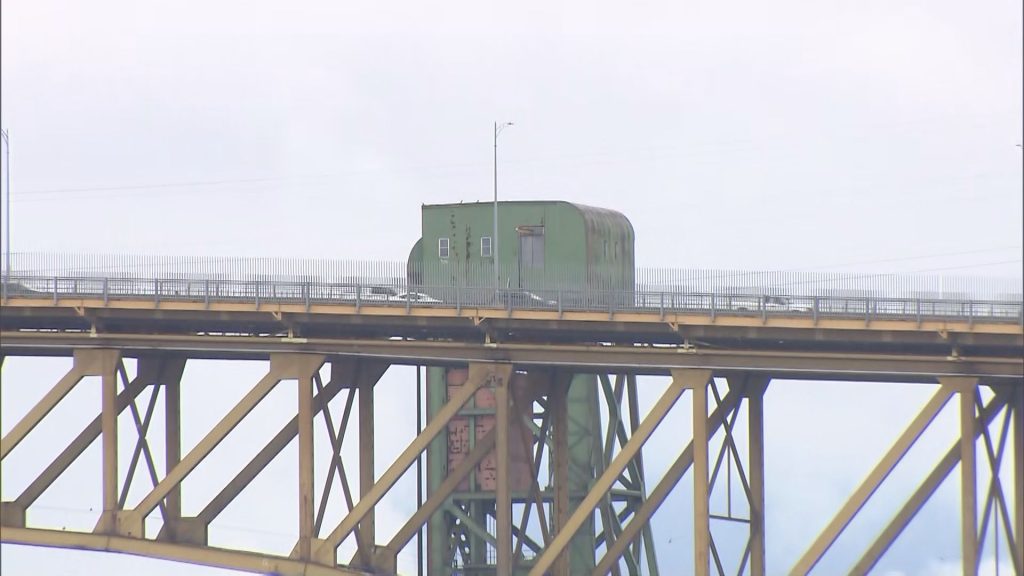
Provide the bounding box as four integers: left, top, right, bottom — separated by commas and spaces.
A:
1, 0, 1022, 575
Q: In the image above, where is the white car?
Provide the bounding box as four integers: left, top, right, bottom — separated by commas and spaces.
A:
732, 295, 811, 313
336, 285, 400, 301
393, 291, 441, 303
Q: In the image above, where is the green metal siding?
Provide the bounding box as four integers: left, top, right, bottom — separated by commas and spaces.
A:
417, 201, 634, 292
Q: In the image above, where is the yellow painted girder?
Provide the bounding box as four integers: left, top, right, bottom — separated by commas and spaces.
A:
0, 526, 369, 576
2, 330, 1020, 381
2, 295, 1020, 336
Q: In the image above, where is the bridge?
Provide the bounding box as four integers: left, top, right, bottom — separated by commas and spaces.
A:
1, 254, 1021, 576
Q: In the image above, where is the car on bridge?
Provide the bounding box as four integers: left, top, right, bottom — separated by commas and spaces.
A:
394, 290, 441, 303
729, 294, 812, 313
497, 288, 558, 309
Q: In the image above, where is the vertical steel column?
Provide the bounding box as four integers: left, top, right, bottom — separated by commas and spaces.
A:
416, 366, 424, 576
358, 372, 375, 562
98, 351, 122, 532
426, 367, 449, 576
165, 369, 182, 533
552, 379, 571, 576
297, 369, 314, 559
960, 380, 978, 576
568, 374, 599, 573
691, 375, 710, 576
495, 368, 511, 576
747, 377, 769, 576
1014, 383, 1023, 573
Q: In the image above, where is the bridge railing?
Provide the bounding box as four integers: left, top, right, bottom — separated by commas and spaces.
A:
3, 273, 1022, 322
1, 252, 1021, 297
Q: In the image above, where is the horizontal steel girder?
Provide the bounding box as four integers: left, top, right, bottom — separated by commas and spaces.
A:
2, 297, 1020, 353
1, 526, 367, 576
1, 331, 1020, 381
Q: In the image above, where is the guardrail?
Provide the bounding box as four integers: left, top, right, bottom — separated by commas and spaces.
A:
2, 252, 1021, 300
3, 274, 1022, 323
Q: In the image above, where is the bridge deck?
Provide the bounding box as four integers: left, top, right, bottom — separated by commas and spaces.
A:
3, 295, 1021, 382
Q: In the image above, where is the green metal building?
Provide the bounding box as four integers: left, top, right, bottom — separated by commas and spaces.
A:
409, 201, 641, 575
407, 200, 635, 296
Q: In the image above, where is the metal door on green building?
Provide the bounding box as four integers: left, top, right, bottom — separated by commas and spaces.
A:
517, 226, 544, 289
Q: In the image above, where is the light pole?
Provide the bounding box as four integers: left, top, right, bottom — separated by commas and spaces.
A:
1, 128, 8, 286
494, 121, 513, 293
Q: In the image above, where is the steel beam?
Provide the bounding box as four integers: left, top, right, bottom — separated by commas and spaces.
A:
530, 368, 710, 576
380, 428, 497, 566
164, 360, 184, 535
356, 369, 375, 565
746, 376, 769, 576
1015, 382, 1024, 573
122, 353, 324, 537
314, 362, 511, 565
1, 526, 365, 576
627, 373, 659, 576
691, 373, 711, 576
0, 350, 95, 459
592, 385, 743, 576
198, 360, 384, 527
495, 368, 512, 576
87, 350, 123, 534
197, 402, 330, 527
551, 375, 571, 576
315, 380, 357, 535
955, 377, 979, 576
426, 366, 448, 576
5, 295, 1020, 340
3, 331, 1020, 381
115, 372, 161, 512
511, 398, 552, 570
297, 363, 316, 560
14, 362, 152, 509
850, 390, 1009, 575
791, 381, 958, 575
125, 370, 281, 534
975, 387, 1017, 575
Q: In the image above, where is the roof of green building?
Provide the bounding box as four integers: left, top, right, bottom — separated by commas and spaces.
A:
423, 200, 633, 237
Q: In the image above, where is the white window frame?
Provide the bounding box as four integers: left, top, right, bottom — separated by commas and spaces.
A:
438, 237, 450, 259
481, 236, 493, 258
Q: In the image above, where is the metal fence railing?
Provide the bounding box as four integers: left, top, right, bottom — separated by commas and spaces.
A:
1, 253, 1021, 323
1, 252, 1020, 299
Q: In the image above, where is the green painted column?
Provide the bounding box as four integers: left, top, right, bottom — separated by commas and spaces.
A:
567, 374, 599, 573
426, 366, 451, 575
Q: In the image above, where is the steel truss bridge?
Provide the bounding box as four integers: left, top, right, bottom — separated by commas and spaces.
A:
1, 269, 1022, 576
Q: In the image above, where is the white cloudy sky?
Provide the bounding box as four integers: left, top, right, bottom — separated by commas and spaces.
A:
1, 0, 1021, 575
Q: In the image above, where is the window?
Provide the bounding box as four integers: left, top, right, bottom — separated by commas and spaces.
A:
438, 237, 450, 259
481, 236, 493, 257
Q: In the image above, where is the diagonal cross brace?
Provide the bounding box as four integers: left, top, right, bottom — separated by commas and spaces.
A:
530, 368, 711, 576
592, 384, 744, 576
790, 381, 960, 575
16, 373, 148, 508
196, 369, 354, 525
850, 389, 1012, 575
313, 362, 510, 565
373, 427, 499, 572
124, 353, 324, 535
1, 364, 85, 459
13, 355, 185, 511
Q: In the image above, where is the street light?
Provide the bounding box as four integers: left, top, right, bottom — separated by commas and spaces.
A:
1, 128, 8, 287
494, 121, 513, 293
